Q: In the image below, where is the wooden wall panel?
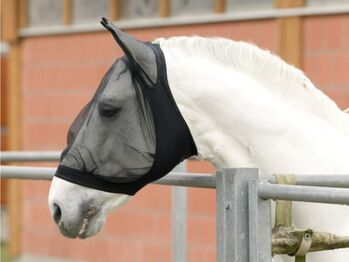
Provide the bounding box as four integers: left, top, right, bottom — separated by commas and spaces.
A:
277, 17, 303, 67
6, 43, 22, 256
275, 0, 305, 68
159, 0, 170, 18
2, 0, 18, 43
1, 56, 9, 205
18, 0, 28, 28
63, 0, 72, 25
215, 0, 225, 13
110, 0, 120, 21
6, 44, 22, 256
2, 0, 23, 256
275, 0, 305, 8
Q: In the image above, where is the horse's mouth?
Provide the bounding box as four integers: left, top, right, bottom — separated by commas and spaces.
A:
58, 208, 100, 239
77, 216, 91, 239
77, 208, 101, 239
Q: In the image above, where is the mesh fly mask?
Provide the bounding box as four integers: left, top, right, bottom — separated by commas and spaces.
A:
55, 18, 197, 195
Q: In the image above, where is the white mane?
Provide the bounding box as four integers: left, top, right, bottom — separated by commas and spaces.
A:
156, 36, 349, 134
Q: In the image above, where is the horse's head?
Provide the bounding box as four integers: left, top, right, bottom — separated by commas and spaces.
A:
48, 18, 196, 239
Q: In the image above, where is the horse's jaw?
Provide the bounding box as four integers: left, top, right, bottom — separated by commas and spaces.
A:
48, 177, 131, 239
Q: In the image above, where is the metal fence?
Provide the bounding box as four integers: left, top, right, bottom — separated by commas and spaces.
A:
1, 151, 349, 262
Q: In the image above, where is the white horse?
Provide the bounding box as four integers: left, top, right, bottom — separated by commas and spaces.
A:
49, 20, 349, 262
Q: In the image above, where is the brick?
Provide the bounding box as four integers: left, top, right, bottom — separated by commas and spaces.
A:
23, 122, 69, 149
125, 185, 172, 212
204, 249, 217, 262
342, 15, 349, 49
304, 16, 323, 51
333, 52, 349, 85
254, 20, 278, 51
321, 16, 342, 50
105, 208, 171, 241
304, 54, 336, 86
188, 187, 215, 214
303, 54, 318, 83
22, 33, 120, 66
188, 246, 216, 262
70, 237, 121, 262
188, 249, 207, 262
22, 209, 145, 262
140, 242, 171, 262
21, 180, 51, 201
22, 227, 75, 257
321, 87, 349, 110
22, 200, 54, 228
23, 93, 92, 121
188, 160, 215, 173
22, 63, 111, 93
187, 215, 216, 246
304, 15, 347, 51
128, 20, 277, 51
227, 21, 256, 41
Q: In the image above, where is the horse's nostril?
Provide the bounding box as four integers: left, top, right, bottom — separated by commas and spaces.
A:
53, 203, 62, 225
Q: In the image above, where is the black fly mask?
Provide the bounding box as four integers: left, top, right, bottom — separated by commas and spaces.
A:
55, 18, 197, 195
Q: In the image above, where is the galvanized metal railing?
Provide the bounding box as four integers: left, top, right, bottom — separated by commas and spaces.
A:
0, 151, 212, 262
0, 164, 215, 188
1, 151, 61, 162
1, 151, 349, 262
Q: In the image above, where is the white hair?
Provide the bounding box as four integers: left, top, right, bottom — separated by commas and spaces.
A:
156, 36, 349, 134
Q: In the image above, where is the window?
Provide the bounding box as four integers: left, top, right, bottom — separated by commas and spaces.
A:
29, 0, 63, 27
26, 0, 348, 29
227, 0, 274, 11
171, 0, 214, 16
73, 0, 109, 24
120, 0, 158, 19
307, 0, 349, 6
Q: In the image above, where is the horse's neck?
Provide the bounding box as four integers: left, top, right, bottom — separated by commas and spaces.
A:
162, 43, 349, 174
166, 57, 256, 168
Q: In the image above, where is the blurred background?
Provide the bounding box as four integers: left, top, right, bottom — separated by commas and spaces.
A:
1, 0, 349, 261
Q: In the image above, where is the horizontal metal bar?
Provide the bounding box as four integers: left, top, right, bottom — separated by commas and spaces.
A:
2, 163, 348, 193
296, 175, 349, 188
19, 5, 349, 38
259, 183, 349, 205
154, 172, 216, 188
1, 151, 348, 187
269, 175, 349, 188
0, 166, 216, 188
1, 151, 61, 162
0, 166, 55, 180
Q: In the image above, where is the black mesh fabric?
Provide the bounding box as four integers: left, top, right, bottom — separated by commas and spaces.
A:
59, 63, 115, 162
55, 19, 197, 195
67, 66, 115, 145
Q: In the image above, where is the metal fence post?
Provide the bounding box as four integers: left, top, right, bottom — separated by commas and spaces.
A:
248, 179, 272, 262
172, 162, 187, 262
216, 168, 258, 262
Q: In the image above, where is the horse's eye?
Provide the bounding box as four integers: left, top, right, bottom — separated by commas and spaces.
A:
98, 103, 120, 118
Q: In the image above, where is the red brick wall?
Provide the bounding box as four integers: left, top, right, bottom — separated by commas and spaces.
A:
20, 15, 348, 261
303, 15, 349, 110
